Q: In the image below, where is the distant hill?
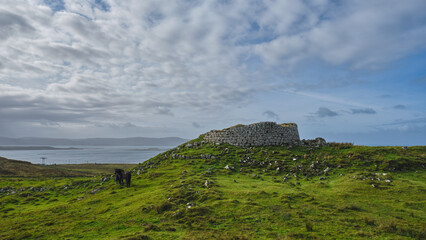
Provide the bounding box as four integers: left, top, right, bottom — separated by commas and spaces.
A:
0, 156, 136, 177
0, 137, 188, 146
0, 156, 79, 177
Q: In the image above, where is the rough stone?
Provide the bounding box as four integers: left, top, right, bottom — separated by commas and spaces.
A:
91, 188, 100, 194
204, 180, 211, 188
203, 122, 300, 147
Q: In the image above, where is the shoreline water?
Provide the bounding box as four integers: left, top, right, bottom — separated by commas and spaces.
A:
0, 145, 170, 165
0, 146, 83, 150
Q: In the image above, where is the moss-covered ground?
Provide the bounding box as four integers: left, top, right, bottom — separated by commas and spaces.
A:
0, 140, 425, 239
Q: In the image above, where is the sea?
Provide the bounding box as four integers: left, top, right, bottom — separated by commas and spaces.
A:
0, 146, 171, 165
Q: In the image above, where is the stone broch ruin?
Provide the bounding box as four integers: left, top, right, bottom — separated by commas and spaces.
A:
203, 122, 300, 147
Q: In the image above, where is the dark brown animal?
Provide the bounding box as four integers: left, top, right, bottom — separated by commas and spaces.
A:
115, 169, 125, 185
125, 171, 131, 187
115, 169, 131, 187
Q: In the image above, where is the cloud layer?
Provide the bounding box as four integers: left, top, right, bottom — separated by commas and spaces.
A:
351, 108, 377, 115
0, 0, 425, 144
315, 107, 338, 118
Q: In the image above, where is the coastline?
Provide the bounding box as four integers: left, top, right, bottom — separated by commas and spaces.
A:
0, 146, 82, 151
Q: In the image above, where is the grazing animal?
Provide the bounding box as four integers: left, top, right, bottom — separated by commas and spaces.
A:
115, 169, 125, 185
125, 171, 131, 187
115, 169, 131, 187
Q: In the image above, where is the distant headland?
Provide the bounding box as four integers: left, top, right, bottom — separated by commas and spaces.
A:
0, 137, 188, 146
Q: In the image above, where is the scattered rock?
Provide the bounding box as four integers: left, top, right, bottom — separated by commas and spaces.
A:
91, 188, 100, 194
224, 165, 234, 170
204, 180, 211, 188
324, 167, 330, 175
201, 154, 215, 159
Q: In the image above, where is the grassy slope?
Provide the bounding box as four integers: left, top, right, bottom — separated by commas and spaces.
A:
0, 156, 136, 177
0, 140, 425, 240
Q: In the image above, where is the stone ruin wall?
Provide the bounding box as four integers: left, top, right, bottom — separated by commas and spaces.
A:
203, 122, 300, 147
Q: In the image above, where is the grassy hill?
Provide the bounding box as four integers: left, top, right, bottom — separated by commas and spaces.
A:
0, 156, 136, 177
0, 138, 425, 239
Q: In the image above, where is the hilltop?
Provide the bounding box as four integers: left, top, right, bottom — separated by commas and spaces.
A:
0, 129, 425, 239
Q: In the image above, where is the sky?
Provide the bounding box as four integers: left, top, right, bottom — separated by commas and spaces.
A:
0, 0, 425, 146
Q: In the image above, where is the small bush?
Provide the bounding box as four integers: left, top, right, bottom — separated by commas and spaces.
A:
363, 217, 376, 226
356, 231, 373, 238
378, 219, 397, 233
155, 201, 173, 213
305, 221, 313, 232
337, 204, 362, 212
2, 207, 14, 213
125, 234, 151, 240
397, 227, 426, 239
143, 223, 161, 232
328, 142, 354, 149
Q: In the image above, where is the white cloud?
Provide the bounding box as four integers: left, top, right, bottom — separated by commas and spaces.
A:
254, 0, 426, 68
315, 107, 339, 118
263, 110, 279, 120
351, 108, 377, 115
0, 0, 425, 140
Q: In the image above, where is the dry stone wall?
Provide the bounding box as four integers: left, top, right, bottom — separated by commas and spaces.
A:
203, 122, 300, 147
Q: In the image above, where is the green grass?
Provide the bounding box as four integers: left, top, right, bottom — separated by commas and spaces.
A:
0, 142, 425, 239
0, 156, 137, 177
